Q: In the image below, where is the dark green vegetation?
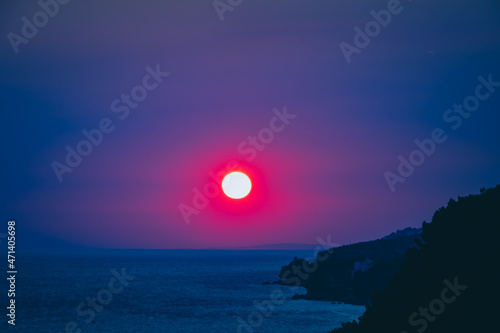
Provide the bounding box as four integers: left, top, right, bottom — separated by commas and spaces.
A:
329, 186, 499, 332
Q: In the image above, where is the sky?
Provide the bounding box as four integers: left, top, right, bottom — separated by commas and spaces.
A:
1, 0, 500, 250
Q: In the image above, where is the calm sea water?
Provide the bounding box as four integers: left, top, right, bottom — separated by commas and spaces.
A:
6, 250, 365, 332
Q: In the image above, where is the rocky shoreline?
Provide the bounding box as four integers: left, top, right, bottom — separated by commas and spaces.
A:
265, 227, 422, 306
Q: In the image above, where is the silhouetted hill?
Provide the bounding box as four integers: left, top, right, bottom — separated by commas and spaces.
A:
274, 227, 422, 305
331, 185, 499, 333
381, 227, 422, 240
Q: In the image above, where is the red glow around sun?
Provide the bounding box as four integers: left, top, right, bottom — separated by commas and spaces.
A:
204, 159, 267, 216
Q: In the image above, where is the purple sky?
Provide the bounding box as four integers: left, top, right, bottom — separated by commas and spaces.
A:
1, 0, 500, 249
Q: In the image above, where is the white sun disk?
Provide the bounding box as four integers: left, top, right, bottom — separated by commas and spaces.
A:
222, 172, 252, 199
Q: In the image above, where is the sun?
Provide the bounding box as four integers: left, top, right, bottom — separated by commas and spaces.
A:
222, 172, 252, 199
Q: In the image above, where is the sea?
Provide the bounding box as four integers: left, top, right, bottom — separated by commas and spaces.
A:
5, 250, 365, 332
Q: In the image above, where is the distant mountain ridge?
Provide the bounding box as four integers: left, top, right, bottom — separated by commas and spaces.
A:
206, 243, 319, 250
